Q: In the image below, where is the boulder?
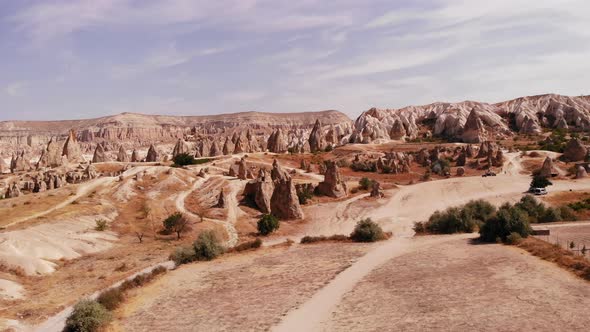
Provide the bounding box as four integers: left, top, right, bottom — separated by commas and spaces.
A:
316, 161, 347, 198
563, 138, 587, 162
243, 168, 274, 214
237, 158, 248, 180
270, 177, 304, 220
539, 157, 556, 178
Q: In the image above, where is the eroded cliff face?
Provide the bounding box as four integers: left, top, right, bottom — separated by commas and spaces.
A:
352, 94, 590, 143
0, 110, 354, 159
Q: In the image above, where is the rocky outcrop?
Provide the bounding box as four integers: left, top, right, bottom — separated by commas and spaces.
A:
0, 157, 7, 173
237, 158, 248, 180
316, 161, 347, 198
270, 176, 304, 220
267, 129, 288, 153
243, 168, 274, 214
234, 136, 246, 154
11, 152, 31, 173
222, 137, 232, 155
215, 190, 225, 208
131, 149, 140, 162
172, 139, 189, 157
62, 130, 84, 163
539, 157, 556, 177
576, 165, 588, 179
145, 144, 159, 162
461, 109, 488, 143
209, 140, 222, 157
563, 138, 588, 162
92, 144, 108, 163
37, 138, 63, 169
389, 120, 407, 140
117, 146, 130, 162
309, 119, 325, 152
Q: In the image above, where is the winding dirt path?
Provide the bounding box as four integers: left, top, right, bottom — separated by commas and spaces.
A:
272, 152, 590, 331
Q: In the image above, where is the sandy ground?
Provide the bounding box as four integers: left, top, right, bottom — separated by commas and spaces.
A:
115, 243, 375, 332
533, 222, 590, 253
325, 236, 590, 332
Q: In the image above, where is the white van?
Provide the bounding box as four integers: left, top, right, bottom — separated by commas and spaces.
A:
531, 187, 547, 195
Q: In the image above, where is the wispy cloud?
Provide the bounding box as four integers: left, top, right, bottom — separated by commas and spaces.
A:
3, 82, 27, 97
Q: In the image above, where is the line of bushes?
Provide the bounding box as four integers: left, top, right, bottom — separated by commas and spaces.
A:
64, 265, 167, 332
301, 218, 389, 244
414, 196, 578, 242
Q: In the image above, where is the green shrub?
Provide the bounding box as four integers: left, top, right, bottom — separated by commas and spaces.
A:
479, 203, 532, 243
193, 230, 225, 261
515, 195, 546, 221
172, 153, 196, 166
297, 188, 313, 205
169, 246, 197, 266
96, 288, 124, 311
505, 232, 523, 245
65, 300, 111, 332
163, 212, 189, 239
350, 218, 386, 242
94, 219, 108, 231
538, 207, 562, 223
358, 177, 373, 191
233, 238, 263, 252
257, 214, 280, 236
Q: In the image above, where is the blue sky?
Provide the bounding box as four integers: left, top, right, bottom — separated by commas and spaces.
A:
1, 0, 589, 121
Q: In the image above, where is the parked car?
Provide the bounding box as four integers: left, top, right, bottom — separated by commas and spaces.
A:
530, 187, 548, 195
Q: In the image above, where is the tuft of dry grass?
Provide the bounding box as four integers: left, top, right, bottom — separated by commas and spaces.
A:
518, 237, 590, 281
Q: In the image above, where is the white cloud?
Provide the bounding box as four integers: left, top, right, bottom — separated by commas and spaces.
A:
3, 82, 27, 97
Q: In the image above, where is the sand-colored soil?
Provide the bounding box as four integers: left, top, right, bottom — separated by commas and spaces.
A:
326, 236, 590, 332
115, 243, 375, 332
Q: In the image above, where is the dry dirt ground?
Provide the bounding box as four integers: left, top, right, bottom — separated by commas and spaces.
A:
325, 236, 590, 332
114, 242, 375, 332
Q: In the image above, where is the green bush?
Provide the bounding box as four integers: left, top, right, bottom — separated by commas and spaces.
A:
169, 246, 197, 266
193, 230, 225, 261
163, 212, 189, 239
65, 300, 111, 332
94, 219, 108, 231
462, 200, 497, 223
515, 195, 546, 221
479, 203, 532, 243
297, 188, 314, 205
172, 153, 196, 166
358, 177, 373, 191
538, 207, 562, 223
350, 218, 386, 242
96, 288, 124, 311
257, 214, 280, 236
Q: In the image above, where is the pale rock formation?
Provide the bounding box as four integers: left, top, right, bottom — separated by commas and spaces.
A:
267, 129, 288, 153
563, 138, 587, 162
317, 161, 347, 198
62, 130, 84, 163
222, 137, 232, 155
131, 149, 140, 162
309, 119, 325, 153
539, 157, 556, 178
243, 168, 274, 214
209, 140, 222, 157
92, 144, 108, 163
576, 165, 588, 179
237, 158, 248, 180
117, 146, 130, 162
172, 139, 189, 157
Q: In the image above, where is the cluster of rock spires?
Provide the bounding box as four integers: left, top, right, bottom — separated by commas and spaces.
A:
352, 94, 590, 143
243, 159, 304, 220
2, 164, 99, 199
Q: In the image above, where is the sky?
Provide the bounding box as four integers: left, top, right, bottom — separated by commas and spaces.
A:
1, 0, 589, 121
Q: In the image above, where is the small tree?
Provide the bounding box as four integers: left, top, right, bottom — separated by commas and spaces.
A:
530, 175, 552, 189
163, 212, 190, 239
570, 241, 576, 250
173, 153, 196, 166
95, 219, 108, 231
350, 218, 386, 242
65, 300, 111, 332
257, 214, 280, 236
